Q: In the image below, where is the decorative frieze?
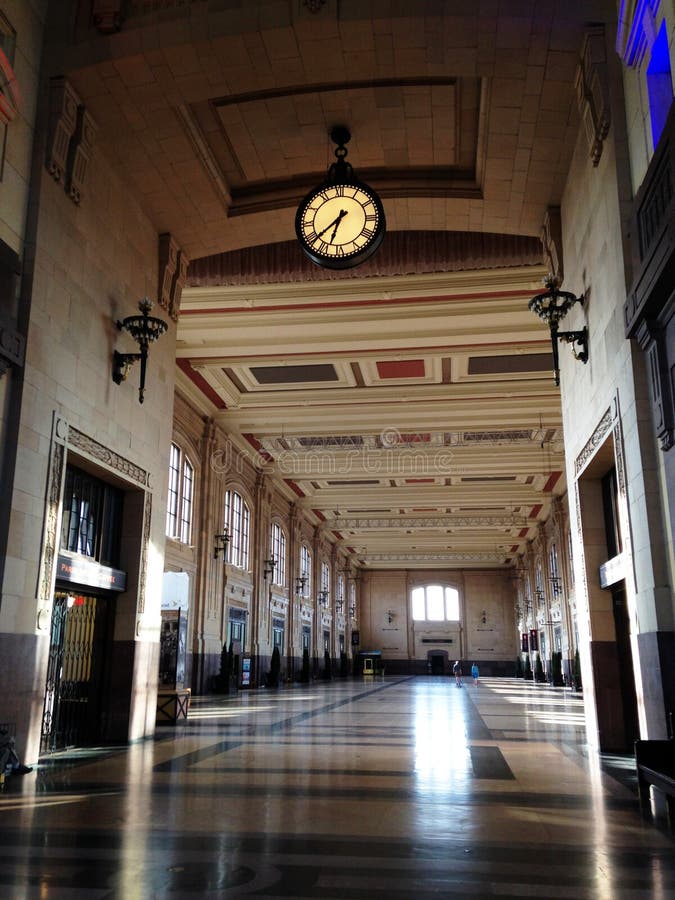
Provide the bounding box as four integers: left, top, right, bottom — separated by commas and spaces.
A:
574, 406, 614, 476
575, 28, 611, 166
68, 426, 151, 487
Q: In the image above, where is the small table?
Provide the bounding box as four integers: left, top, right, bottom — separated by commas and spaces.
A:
156, 688, 191, 725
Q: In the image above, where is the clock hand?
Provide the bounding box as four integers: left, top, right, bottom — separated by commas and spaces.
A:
317, 209, 348, 240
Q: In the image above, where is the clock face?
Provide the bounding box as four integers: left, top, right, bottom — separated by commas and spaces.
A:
295, 180, 386, 269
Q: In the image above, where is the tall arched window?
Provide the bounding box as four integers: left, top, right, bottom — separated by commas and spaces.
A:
320, 560, 330, 594
270, 521, 286, 586
300, 543, 311, 597
411, 585, 460, 621
224, 489, 250, 570
337, 574, 345, 612
166, 442, 194, 544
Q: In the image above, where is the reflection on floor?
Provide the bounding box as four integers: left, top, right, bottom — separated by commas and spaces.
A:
1, 677, 673, 898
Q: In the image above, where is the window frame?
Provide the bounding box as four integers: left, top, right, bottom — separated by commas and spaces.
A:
224, 488, 251, 570
411, 584, 460, 622
270, 521, 287, 587
165, 442, 195, 545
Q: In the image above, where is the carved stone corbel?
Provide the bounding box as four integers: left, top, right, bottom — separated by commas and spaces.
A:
158, 233, 189, 322
575, 27, 611, 166
541, 207, 563, 283
47, 78, 80, 184
67, 106, 97, 204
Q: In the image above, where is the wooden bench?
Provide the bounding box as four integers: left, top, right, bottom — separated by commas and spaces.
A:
635, 739, 675, 826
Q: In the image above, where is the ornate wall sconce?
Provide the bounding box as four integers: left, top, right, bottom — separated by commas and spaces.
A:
112, 298, 167, 403
213, 529, 229, 561
318, 590, 329, 607
295, 573, 308, 596
535, 588, 546, 605
481, 609, 487, 625
386, 609, 395, 624
528, 276, 588, 386
263, 556, 276, 581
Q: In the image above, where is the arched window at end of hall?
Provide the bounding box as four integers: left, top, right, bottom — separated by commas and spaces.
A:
224, 488, 250, 570
411, 585, 460, 622
166, 442, 194, 544
269, 521, 287, 587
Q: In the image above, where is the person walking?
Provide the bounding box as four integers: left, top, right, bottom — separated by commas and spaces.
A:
453, 659, 462, 687
471, 663, 479, 686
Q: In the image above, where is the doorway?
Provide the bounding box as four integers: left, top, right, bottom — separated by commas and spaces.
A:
41, 590, 114, 752
612, 585, 640, 749
428, 651, 447, 675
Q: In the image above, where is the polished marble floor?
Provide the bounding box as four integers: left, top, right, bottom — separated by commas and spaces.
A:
1, 676, 673, 898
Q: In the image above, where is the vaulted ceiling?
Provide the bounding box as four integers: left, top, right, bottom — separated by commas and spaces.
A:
60, 0, 612, 568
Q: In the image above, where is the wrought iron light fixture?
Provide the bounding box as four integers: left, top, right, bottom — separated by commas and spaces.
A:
112, 298, 168, 403
528, 276, 588, 386
263, 556, 276, 581
318, 589, 329, 607
549, 575, 562, 596
295, 573, 308, 596
213, 529, 229, 561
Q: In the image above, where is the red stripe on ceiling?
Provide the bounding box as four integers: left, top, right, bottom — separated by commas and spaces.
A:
181, 289, 530, 316
543, 470, 562, 492
510, 544, 519, 552
412, 508, 436, 511
242, 433, 274, 462
518, 528, 529, 538
176, 359, 227, 410
285, 479, 305, 497
405, 478, 435, 483
529, 504, 543, 519
313, 509, 326, 521
377, 359, 425, 379
332, 530, 343, 540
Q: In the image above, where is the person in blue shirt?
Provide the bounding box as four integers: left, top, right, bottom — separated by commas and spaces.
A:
471, 663, 479, 685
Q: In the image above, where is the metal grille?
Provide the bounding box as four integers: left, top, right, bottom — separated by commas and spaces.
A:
41, 592, 110, 752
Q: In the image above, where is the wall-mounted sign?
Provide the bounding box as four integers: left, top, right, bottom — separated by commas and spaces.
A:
351, 630, 360, 646
56, 553, 126, 592
521, 632, 529, 652
241, 656, 251, 687
529, 628, 538, 652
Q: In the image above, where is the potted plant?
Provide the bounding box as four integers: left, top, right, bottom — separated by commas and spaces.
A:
323, 649, 332, 680
300, 647, 310, 683
214, 641, 233, 693
573, 647, 583, 692
534, 652, 545, 683
267, 646, 281, 687
552, 650, 564, 687
524, 654, 533, 680
515, 655, 523, 678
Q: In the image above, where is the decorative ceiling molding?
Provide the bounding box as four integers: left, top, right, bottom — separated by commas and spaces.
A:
324, 516, 529, 530
187, 231, 543, 286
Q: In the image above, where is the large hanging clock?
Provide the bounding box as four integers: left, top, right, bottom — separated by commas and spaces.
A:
295, 127, 386, 270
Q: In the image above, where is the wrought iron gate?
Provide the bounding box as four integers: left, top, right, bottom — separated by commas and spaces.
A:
41, 591, 111, 752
